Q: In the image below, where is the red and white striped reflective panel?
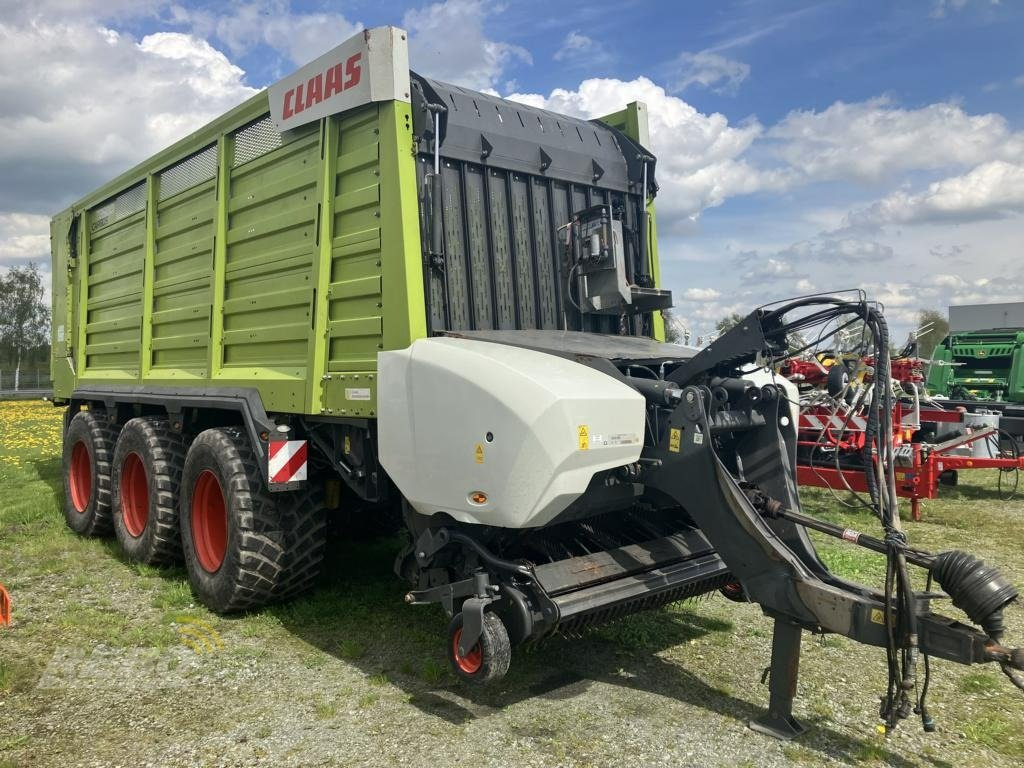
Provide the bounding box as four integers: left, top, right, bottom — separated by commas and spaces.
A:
268, 440, 308, 483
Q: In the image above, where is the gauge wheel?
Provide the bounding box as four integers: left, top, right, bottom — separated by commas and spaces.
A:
447, 611, 511, 684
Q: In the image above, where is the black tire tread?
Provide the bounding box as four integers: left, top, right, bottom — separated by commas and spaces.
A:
112, 417, 186, 564
180, 427, 288, 613
275, 484, 328, 601
220, 427, 288, 612
62, 410, 120, 537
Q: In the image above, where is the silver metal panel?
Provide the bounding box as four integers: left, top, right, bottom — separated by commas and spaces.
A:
949, 302, 1024, 332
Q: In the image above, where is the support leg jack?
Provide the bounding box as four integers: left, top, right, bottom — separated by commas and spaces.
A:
749, 618, 808, 740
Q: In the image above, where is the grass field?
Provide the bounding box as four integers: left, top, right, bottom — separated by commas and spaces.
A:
1, 399, 1023, 767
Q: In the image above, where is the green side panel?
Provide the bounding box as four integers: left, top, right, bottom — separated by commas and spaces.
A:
82, 204, 146, 378
320, 100, 425, 418
220, 123, 321, 395
326, 104, 385, 377
150, 175, 216, 375
378, 101, 426, 353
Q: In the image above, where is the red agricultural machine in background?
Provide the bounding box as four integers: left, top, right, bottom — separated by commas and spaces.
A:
0, 583, 10, 626
782, 346, 1024, 520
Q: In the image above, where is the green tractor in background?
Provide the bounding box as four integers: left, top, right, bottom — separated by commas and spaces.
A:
927, 328, 1024, 403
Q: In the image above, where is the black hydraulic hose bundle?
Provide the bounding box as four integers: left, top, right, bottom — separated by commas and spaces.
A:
753, 295, 924, 731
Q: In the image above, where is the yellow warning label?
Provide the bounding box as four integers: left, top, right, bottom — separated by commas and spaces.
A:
343, 435, 351, 455
474, 443, 485, 464
577, 425, 589, 450
870, 608, 885, 625
669, 428, 682, 453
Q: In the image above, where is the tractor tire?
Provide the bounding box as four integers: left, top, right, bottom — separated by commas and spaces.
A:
111, 417, 186, 565
180, 427, 287, 614
447, 611, 511, 684
62, 410, 120, 537
275, 484, 328, 601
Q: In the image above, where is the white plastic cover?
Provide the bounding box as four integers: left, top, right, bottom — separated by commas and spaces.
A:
378, 337, 646, 528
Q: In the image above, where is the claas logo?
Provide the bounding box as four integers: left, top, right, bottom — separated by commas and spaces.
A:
281, 53, 362, 120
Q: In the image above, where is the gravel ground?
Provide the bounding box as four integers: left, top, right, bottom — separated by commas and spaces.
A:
2, 402, 1023, 767
3, 532, 1022, 768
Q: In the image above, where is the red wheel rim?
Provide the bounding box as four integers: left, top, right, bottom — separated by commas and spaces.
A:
452, 627, 483, 674
722, 581, 743, 597
120, 452, 149, 538
69, 440, 92, 513
191, 470, 227, 573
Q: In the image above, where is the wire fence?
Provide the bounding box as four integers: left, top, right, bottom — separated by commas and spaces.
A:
0, 369, 53, 395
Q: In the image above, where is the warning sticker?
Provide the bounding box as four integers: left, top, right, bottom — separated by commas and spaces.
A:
841, 528, 861, 544
345, 387, 371, 401
474, 443, 485, 464
343, 435, 351, 455
693, 431, 704, 445
668, 428, 682, 453
870, 608, 885, 625
577, 425, 589, 451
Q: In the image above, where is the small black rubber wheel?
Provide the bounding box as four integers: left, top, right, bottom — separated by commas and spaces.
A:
826, 365, 850, 398
111, 417, 187, 565
180, 428, 287, 614
62, 410, 120, 537
446, 611, 511, 684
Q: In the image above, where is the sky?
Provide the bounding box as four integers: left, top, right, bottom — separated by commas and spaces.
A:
1, 0, 1022, 342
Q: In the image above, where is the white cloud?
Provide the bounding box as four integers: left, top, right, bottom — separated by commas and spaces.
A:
780, 237, 894, 263
0, 18, 258, 213
3, 0, 167, 22
404, 0, 531, 91
768, 97, 1024, 183
671, 51, 750, 95
553, 31, 612, 66
159, 1, 362, 66
845, 160, 1024, 228
682, 287, 722, 301
735, 255, 796, 284
0, 214, 51, 270
200, 1, 362, 66
931, 0, 1001, 18
507, 77, 787, 222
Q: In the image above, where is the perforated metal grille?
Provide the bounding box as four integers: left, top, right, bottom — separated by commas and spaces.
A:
233, 116, 283, 168
158, 144, 218, 201
90, 183, 146, 230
